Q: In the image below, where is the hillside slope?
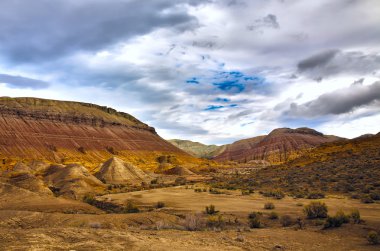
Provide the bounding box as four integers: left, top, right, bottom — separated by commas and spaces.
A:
209, 133, 380, 199
0, 97, 199, 170
168, 139, 225, 158
214, 127, 341, 164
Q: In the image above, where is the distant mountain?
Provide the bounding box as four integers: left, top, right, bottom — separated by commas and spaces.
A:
168, 139, 226, 159
213, 127, 343, 164
0, 97, 200, 171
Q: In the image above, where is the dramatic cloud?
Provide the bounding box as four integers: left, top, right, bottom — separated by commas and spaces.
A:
286, 81, 380, 117
0, 74, 49, 89
298, 50, 380, 80
0, 0, 203, 63
0, 0, 380, 143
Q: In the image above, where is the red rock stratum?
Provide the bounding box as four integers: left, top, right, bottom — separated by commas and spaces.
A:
0, 97, 194, 170
214, 127, 342, 164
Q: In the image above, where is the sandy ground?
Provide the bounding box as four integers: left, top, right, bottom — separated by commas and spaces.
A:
100, 186, 380, 224
1, 185, 380, 250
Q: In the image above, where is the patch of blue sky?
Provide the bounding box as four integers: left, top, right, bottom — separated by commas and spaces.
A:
215, 97, 230, 102
186, 77, 199, 84
204, 105, 224, 111
204, 103, 238, 111
212, 70, 266, 94
213, 80, 245, 93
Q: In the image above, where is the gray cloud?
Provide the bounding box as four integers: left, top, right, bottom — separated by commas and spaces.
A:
297, 50, 339, 71
285, 81, 380, 117
0, 0, 203, 63
247, 14, 280, 31
298, 50, 380, 80
0, 74, 49, 89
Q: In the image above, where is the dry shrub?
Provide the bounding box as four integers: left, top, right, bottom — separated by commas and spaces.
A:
304, 201, 328, 219
367, 231, 379, 245
280, 215, 293, 227
264, 202, 275, 210
184, 214, 203, 231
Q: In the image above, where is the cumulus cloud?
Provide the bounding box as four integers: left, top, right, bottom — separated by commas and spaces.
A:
285, 81, 380, 117
0, 74, 49, 89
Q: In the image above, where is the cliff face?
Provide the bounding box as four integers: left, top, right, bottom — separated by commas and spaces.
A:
0, 97, 193, 170
213, 127, 342, 164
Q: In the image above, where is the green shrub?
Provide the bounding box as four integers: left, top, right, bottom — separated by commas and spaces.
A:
350, 209, 361, 224
367, 231, 379, 245
268, 212, 279, 220
264, 202, 275, 210
205, 204, 218, 215
304, 201, 328, 219
280, 215, 293, 227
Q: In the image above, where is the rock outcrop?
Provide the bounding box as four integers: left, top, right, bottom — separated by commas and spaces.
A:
214, 127, 342, 164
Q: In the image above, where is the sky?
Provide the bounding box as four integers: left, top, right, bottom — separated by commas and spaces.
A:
0, 0, 380, 145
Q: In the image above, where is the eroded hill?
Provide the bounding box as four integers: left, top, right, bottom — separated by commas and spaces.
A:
214, 127, 342, 164
0, 97, 203, 171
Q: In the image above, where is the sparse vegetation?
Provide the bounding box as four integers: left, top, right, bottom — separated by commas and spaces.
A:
205, 204, 218, 215
125, 200, 139, 213
268, 212, 279, 220
156, 201, 165, 208
304, 201, 328, 219
248, 212, 262, 228
184, 214, 203, 231
264, 202, 275, 210
280, 215, 293, 227
350, 209, 361, 224
206, 215, 225, 229
367, 231, 379, 245
307, 192, 325, 199
262, 190, 285, 199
